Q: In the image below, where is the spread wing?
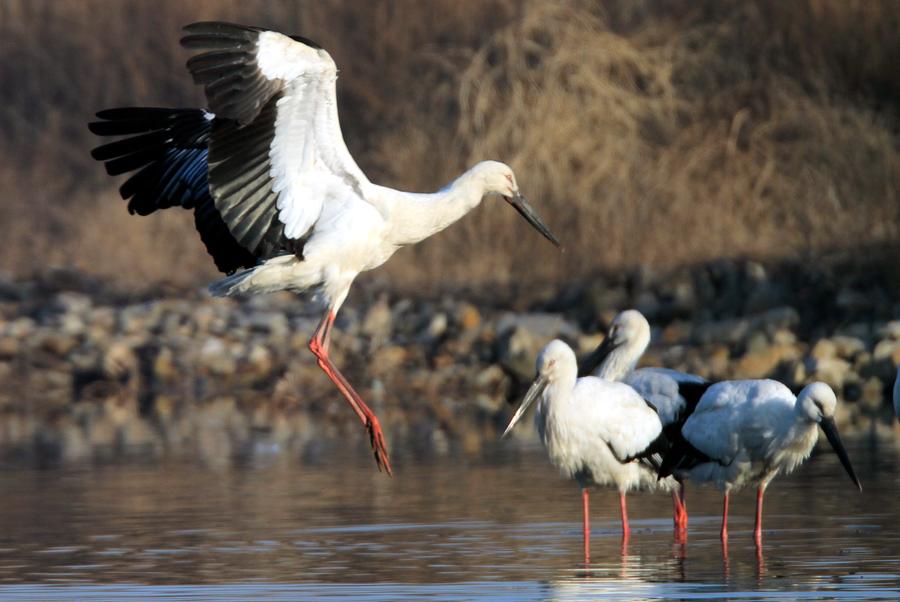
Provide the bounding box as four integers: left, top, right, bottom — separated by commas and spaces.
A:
88, 108, 258, 274
181, 22, 374, 255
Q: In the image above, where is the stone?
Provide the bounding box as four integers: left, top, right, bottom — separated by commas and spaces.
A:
456, 303, 481, 332
860, 376, 884, 412
808, 356, 852, 389
831, 335, 866, 360
879, 320, 900, 341
199, 337, 237, 376
810, 339, 837, 361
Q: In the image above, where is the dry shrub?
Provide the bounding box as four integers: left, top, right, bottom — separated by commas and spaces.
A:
0, 0, 897, 297
379, 0, 900, 294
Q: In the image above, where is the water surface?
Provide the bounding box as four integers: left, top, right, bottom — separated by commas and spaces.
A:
0, 441, 898, 600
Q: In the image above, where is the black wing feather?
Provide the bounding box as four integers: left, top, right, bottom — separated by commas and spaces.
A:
658, 381, 717, 478
88, 107, 258, 274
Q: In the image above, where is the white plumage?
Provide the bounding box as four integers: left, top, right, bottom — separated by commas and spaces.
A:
89, 22, 560, 476
586, 310, 706, 426
502, 339, 666, 561
667, 379, 861, 543
582, 309, 708, 532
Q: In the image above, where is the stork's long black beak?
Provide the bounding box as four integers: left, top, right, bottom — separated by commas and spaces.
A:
578, 335, 621, 377
820, 416, 862, 491
506, 193, 561, 248
502, 375, 548, 438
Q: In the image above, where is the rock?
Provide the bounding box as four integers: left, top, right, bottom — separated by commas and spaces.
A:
153, 346, 178, 381
735, 352, 776, 379
199, 337, 237, 376
753, 307, 800, 336
52, 292, 92, 316
744, 332, 770, 355
810, 339, 837, 361
879, 320, 900, 341
496, 313, 580, 382
692, 318, 750, 346
425, 313, 448, 341
0, 337, 18, 360
873, 339, 900, 364
246, 344, 274, 378
831, 335, 866, 360
771, 329, 796, 346
456, 303, 481, 332
361, 295, 392, 345
41, 333, 79, 357
807, 356, 852, 389
370, 345, 408, 375
103, 342, 137, 380
860, 377, 884, 412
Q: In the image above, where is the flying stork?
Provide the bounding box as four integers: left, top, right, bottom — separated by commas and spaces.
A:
88, 22, 561, 475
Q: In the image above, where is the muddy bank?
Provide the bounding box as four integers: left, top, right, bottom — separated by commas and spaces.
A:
0, 259, 898, 466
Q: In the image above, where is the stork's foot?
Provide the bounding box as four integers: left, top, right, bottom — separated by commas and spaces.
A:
366, 414, 393, 476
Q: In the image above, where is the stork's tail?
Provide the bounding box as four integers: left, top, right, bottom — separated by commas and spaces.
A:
208, 254, 311, 297
208, 269, 256, 297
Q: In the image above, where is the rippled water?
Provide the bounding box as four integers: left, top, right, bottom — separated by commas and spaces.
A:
0, 440, 899, 600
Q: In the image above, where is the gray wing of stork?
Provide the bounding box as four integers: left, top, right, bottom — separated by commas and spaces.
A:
180, 22, 373, 261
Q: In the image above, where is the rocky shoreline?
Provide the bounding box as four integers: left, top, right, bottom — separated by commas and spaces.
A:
0, 258, 898, 466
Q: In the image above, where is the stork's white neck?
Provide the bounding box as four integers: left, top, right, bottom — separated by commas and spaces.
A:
378, 171, 488, 247
594, 340, 645, 381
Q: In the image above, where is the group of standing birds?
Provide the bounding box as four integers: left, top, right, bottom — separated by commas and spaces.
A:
89, 21, 873, 564
503, 309, 863, 562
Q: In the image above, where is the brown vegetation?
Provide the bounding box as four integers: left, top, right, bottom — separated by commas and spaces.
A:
1, 0, 898, 297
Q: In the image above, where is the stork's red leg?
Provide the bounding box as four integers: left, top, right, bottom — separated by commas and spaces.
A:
309, 310, 393, 475
619, 492, 631, 541
720, 491, 730, 541
582, 488, 591, 564
753, 485, 765, 545
679, 480, 688, 530
672, 489, 684, 530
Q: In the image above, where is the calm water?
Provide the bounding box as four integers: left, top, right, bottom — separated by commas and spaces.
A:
0, 440, 899, 600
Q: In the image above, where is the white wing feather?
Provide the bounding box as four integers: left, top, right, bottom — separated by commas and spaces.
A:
571, 377, 662, 461
256, 31, 373, 241
682, 379, 794, 464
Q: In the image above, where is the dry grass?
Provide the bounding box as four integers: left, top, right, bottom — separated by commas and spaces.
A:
0, 0, 898, 297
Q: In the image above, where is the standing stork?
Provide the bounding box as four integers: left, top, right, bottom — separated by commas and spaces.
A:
658, 379, 861, 545
502, 340, 668, 562
88, 22, 560, 475
578, 309, 710, 531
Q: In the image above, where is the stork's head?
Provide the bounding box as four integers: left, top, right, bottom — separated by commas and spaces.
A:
797, 382, 861, 491
797, 382, 837, 423
502, 339, 576, 438
470, 161, 560, 248
578, 309, 650, 378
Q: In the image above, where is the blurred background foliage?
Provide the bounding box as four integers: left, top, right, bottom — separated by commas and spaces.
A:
0, 0, 898, 298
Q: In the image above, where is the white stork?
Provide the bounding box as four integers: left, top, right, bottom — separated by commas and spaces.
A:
89, 22, 560, 475
578, 309, 709, 532
658, 379, 861, 545
502, 339, 668, 562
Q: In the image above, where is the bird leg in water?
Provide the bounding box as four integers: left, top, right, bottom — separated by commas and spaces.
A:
754, 484, 767, 545
720, 491, 730, 541
619, 492, 631, 541
672, 480, 688, 536
309, 309, 393, 475
582, 488, 591, 564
